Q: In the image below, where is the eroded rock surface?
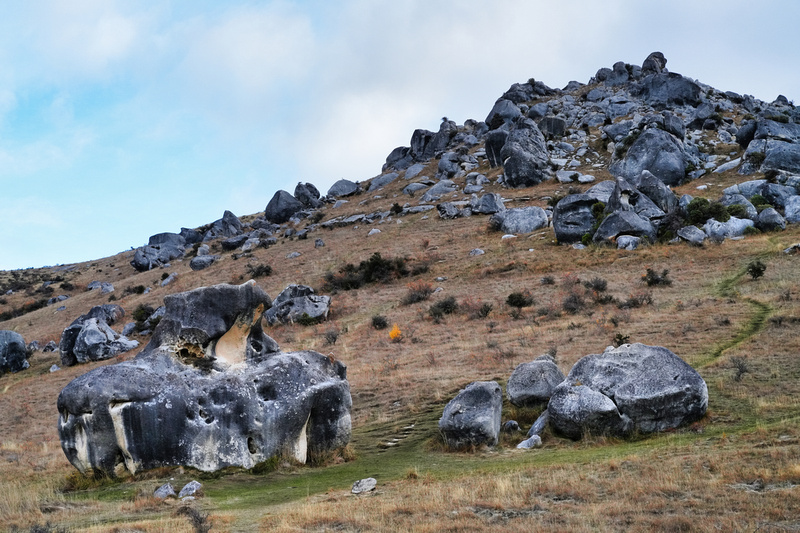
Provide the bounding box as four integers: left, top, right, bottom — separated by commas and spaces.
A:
57, 281, 351, 476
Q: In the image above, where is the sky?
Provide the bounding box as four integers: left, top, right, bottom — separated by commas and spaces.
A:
1, 0, 799, 270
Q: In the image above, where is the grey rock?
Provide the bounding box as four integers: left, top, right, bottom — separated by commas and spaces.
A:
404, 163, 426, 181
703, 216, 754, 241
500, 118, 551, 188
516, 435, 542, 449
677, 225, 707, 245
485, 128, 509, 167
315, 238, 325, 248
492, 206, 549, 234
131, 243, 185, 272
178, 480, 202, 499
352, 477, 377, 494
367, 228, 381, 236
506, 358, 565, 407
606, 177, 666, 224
439, 381, 502, 449
470, 193, 506, 215
368, 172, 399, 192
265, 190, 304, 224
548, 343, 708, 439
149, 233, 185, 248
160, 272, 178, 287
635, 170, 678, 214
714, 158, 742, 174
436, 152, 461, 179
486, 99, 521, 130
756, 207, 786, 231
527, 409, 550, 438
122, 323, 136, 336
610, 128, 690, 186
635, 72, 701, 109
294, 182, 322, 209
593, 211, 656, 244
57, 282, 351, 476
328, 179, 361, 198
265, 284, 331, 326
784, 195, 800, 223
43, 340, 57, 353
436, 202, 468, 220
59, 318, 139, 367
421, 180, 457, 202
760, 183, 798, 208
189, 255, 218, 271
403, 182, 429, 196
180, 227, 203, 245
552, 194, 601, 244
469, 248, 485, 256
538, 116, 567, 138
603, 120, 633, 142
723, 179, 767, 199
154, 483, 176, 499
503, 420, 520, 433
0, 330, 29, 373
50, 364, 60, 373
617, 235, 641, 250
641, 51, 667, 75
203, 210, 243, 241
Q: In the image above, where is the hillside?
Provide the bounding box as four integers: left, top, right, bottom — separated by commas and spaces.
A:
1, 52, 800, 532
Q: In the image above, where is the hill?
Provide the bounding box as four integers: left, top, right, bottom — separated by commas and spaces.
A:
1, 52, 799, 532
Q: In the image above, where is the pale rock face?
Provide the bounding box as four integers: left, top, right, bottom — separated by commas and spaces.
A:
57, 282, 351, 476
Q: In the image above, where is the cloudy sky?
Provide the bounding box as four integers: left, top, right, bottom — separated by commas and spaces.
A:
1, 0, 798, 270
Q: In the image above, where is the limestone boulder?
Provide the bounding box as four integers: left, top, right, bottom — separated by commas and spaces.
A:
327, 179, 361, 198
57, 281, 351, 476
0, 330, 29, 373
552, 194, 601, 243
610, 128, 690, 187
264, 284, 331, 326
491, 206, 548, 234
499, 118, 551, 188
131, 243, 185, 272
439, 381, 502, 449
59, 305, 138, 367
506, 356, 565, 407
593, 211, 656, 244
294, 182, 323, 209
265, 190, 304, 224
635, 72, 701, 109
548, 343, 707, 439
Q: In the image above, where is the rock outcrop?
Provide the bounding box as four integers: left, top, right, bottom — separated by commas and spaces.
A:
439, 381, 502, 449
548, 343, 707, 439
506, 355, 565, 407
0, 330, 29, 373
57, 281, 351, 476
264, 284, 331, 325
59, 305, 139, 367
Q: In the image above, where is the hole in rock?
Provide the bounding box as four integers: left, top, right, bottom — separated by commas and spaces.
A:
247, 436, 258, 454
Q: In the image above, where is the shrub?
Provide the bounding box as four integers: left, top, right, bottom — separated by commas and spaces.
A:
389, 324, 403, 342
618, 291, 653, 309
612, 333, 631, 347
747, 151, 766, 166
726, 204, 748, 219
402, 281, 434, 305
123, 285, 147, 296
297, 313, 321, 326
743, 226, 761, 236
687, 197, 730, 224
583, 277, 608, 292
247, 264, 273, 278
323, 328, 339, 346
749, 194, 769, 207
429, 297, 458, 322
731, 356, 750, 382
324, 253, 411, 292
540, 276, 555, 285
643, 268, 672, 287
562, 292, 586, 314
59, 281, 75, 291
507, 290, 534, 308
390, 203, 403, 215
372, 315, 389, 330
747, 260, 766, 280
462, 298, 493, 319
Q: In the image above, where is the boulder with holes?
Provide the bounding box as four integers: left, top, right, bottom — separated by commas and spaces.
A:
57, 281, 352, 476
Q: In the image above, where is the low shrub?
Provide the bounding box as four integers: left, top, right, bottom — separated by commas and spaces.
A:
747, 259, 766, 280
429, 297, 458, 322
371, 315, 389, 330
507, 290, 534, 308
583, 277, 608, 292
643, 268, 672, 287
324, 253, 415, 292
247, 263, 273, 278
402, 281, 434, 305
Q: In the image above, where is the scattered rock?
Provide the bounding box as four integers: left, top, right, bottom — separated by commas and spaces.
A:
469, 248, 485, 256
154, 483, 176, 499
352, 477, 377, 494
160, 272, 178, 287
439, 381, 502, 449
328, 179, 361, 198
264, 284, 331, 326
491, 206, 549, 234
189, 255, 218, 271
506, 356, 565, 407
265, 190, 304, 224
0, 331, 29, 373
178, 480, 203, 499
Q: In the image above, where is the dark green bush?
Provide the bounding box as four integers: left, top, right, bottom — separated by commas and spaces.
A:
643, 268, 672, 287
687, 197, 730, 225
246, 264, 273, 278
371, 315, 389, 330
725, 204, 748, 219
506, 291, 534, 308
583, 277, 608, 292
747, 260, 766, 280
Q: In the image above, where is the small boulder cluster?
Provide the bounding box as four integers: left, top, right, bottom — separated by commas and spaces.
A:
59, 304, 139, 367
439, 343, 708, 450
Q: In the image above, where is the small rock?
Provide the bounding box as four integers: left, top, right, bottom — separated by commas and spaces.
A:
314, 238, 325, 248
49, 365, 60, 373
178, 480, 202, 499
352, 477, 377, 494
469, 248, 485, 256
286, 252, 301, 259
160, 273, 178, 287
516, 435, 543, 449
368, 229, 381, 236
154, 483, 176, 499
503, 420, 520, 433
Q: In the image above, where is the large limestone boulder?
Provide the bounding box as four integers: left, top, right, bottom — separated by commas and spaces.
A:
506, 356, 565, 407
59, 305, 138, 367
265, 190, 304, 224
439, 381, 502, 449
294, 182, 323, 209
490, 206, 549, 234
610, 128, 691, 187
131, 242, 185, 272
327, 179, 361, 198
552, 194, 600, 243
593, 210, 656, 244
499, 118, 551, 188
264, 284, 331, 325
548, 343, 707, 439
635, 72, 701, 109
57, 281, 352, 476
0, 330, 29, 373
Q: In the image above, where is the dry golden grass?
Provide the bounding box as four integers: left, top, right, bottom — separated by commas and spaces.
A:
1, 142, 799, 530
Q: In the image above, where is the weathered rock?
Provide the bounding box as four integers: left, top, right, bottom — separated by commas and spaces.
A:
149, 233, 186, 248
154, 483, 176, 499
703, 216, 754, 241
617, 235, 641, 250
720, 194, 757, 220
264, 284, 331, 326
131, 243, 185, 272
59, 315, 139, 367
552, 194, 601, 243
352, 477, 377, 494
265, 190, 304, 224
516, 435, 542, 449
178, 480, 202, 499
368, 172, 399, 192
500, 118, 551, 188
606, 177, 666, 223
470, 193, 506, 215
486, 99, 521, 130
202, 210, 243, 241
43, 340, 58, 353
677, 225, 707, 245
610, 128, 690, 186
189, 255, 218, 271
420, 179, 457, 202
439, 381, 502, 449
328, 179, 361, 198
485, 128, 509, 167
436, 202, 468, 219
538, 116, 567, 138
756, 207, 786, 231
57, 282, 351, 476
294, 182, 322, 209
527, 409, 550, 438
506, 356, 565, 407
548, 344, 707, 439
593, 210, 656, 244
502, 420, 520, 433
0, 330, 29, 373
634, 170, 678, 214
491, 206, 548, 234
180, 227, 203, 245
635, 72, 701, 108
641, 51, 667, 75
785, 196, 800, 223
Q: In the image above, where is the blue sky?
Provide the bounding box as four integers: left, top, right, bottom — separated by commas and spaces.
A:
1, 0, 798, 270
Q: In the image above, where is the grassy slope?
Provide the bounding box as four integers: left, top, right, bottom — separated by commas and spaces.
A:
1, 145, 800, 531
